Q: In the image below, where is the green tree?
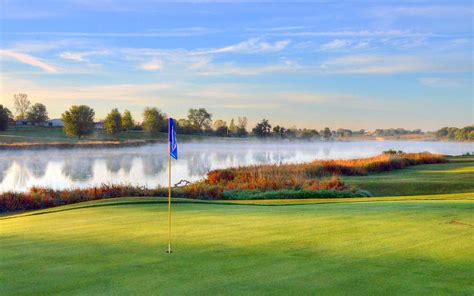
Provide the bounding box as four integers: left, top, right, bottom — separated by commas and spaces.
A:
0, 105, 13, 131
213, 119, 228, 136
121, 110, 134, 131
13, 93, 31, 120
26, 103, 49, 125
455, 125, 474, 141
228, 118, 237, 136
252, 119, 272, 138
436, 127, 449, 138
104, 108, 122, 138
447, 127, 459, 140
142, 107, 166, 135
272, 125, 286, 138
61, 105, 95, 139
300, 129, 320, 140
187, 108, 212, 132
236, 117, 248, 137
322, 127, 332, 140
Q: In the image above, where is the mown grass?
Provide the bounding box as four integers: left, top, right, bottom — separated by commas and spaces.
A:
344, 156, 474, 196
1, 194, 473, 295
0, 126, 166, 144
0, 126, 212, 144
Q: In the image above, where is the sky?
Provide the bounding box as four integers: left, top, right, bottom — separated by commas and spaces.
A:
0, 0, 472, 131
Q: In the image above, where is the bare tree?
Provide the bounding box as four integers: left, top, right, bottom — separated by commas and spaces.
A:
13, 93, 31, 120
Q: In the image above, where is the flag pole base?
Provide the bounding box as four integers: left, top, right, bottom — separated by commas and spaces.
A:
166, 250, 173, 254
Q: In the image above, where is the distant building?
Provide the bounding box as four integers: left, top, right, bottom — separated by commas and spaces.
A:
15, 120, 29, 126
45, 119, 64, 127
94, 122, 105, 130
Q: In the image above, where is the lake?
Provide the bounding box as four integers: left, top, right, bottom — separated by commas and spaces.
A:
0, 140, 472, 193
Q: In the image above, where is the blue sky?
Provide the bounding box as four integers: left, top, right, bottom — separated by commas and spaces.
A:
0, 0, 472, 130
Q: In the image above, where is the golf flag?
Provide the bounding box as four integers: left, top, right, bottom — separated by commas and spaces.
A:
166, 118, 177, 254
169, 118, 178, 160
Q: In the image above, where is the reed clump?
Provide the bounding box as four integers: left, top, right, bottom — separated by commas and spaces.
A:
206, 152, 446, 190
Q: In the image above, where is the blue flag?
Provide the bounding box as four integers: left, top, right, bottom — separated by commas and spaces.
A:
169, 118, 178, 160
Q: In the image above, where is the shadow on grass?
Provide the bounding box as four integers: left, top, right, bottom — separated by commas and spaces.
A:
2, 193, 473, 221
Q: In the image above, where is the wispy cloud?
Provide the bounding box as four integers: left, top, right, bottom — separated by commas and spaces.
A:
190, 59, 301, 76
59, 50, 109, 62
268, 29, 433, 38
199, 38, 291, 55
278, 91, 398, 111
320, 55, 472, 75
0, 76, 172, 104
419, 77, 467, 88
320, 39, 351, 51
139, 59, 163, 71
6, 39, 93, 53
0, 50, 58, 73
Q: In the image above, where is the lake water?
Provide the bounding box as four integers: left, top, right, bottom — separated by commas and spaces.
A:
0, 141, 472, 193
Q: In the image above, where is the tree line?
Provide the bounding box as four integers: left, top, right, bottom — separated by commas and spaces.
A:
0, 93, 472, 141
435, 126, 474, 141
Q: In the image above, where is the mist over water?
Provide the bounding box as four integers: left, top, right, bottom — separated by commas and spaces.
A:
0, 141, 472, 193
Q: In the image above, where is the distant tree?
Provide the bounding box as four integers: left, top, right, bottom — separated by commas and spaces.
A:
26, 103, 49, 125
284, 127, 297, 139
104, 108, 122, 138
336, 128, 353, 138
213, 119, 228, 136
467, 131, 474, 141
142, 107, 166, 135
436, 127, 449, 138
455, 125, 474, 141
176, 118, 196, 134
61, 105, 95, 139
322, 127, 332, 140
228, 118, 237, 136
300, 129, 320, 140
121, 110, 135, 131
272, 125, 286, 138
0, 105, 13, 131
187, 108, 212, 132
13, 93, 31, 120
252, 119, 272, 138
236, 116, 248, 137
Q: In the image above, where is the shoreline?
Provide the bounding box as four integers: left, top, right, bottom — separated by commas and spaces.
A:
0, 140, 162, 150
0, 137, 470, 151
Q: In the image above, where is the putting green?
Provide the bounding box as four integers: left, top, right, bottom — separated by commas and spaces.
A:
1, 195, 473, 295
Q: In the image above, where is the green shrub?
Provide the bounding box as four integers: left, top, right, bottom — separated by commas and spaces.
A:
220, 189, 372, 200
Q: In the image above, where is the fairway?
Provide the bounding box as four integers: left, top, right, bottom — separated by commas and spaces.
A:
1, 196, 473, 295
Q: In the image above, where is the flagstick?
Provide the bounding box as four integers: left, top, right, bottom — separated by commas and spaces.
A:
167, 141, 172, 254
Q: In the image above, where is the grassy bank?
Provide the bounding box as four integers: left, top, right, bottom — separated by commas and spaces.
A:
0, 126, 219, 148
0, 126, 167, 143
1, 194, 473, 295
344, 156, 474, 196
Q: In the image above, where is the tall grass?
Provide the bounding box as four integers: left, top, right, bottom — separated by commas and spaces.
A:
206, 152, 446, 190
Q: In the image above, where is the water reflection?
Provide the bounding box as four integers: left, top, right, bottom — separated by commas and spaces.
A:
62, 158, 94, 182
25, 158, 48, 178
143, 155, 166, 177
0, 141, 471, 193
